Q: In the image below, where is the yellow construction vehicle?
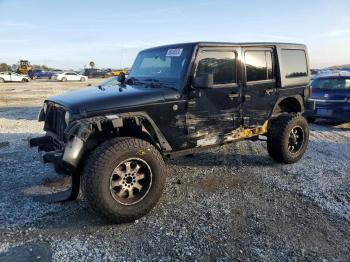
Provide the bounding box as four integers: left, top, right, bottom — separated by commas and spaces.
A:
111, 68, 128, 76
17, 60, 32, 74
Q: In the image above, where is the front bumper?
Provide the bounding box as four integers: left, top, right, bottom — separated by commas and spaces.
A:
29, 134, 85, 173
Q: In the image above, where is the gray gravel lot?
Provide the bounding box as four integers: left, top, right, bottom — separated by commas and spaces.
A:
0, 80, 350, 261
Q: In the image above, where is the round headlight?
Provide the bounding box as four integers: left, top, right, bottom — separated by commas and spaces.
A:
43, 103, 47, 114
65, 111, 70, 125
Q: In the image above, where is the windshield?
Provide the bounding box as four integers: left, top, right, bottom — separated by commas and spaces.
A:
312, 78, 350, 90
128, 45, 193, 89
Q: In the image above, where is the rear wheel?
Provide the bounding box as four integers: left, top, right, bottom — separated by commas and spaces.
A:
82, 137, 167, 223
267, 114, 309, 164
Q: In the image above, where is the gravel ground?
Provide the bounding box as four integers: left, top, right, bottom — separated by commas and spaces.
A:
0, 80, 350, 261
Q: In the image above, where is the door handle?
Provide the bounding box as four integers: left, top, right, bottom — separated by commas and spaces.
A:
265, 88, 275, 95
227, 93, 239, 100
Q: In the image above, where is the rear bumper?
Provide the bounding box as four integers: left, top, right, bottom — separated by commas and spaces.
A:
305, 99, 350, 121
29, 134, 85, 173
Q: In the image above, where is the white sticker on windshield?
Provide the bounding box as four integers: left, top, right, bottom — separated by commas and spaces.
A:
166, 48, 183, 57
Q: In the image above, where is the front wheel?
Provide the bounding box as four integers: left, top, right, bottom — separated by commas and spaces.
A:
61, 77, 67, 82
267, 114, 309, 164
80, 77, 86, 82
82, 137, 167, 223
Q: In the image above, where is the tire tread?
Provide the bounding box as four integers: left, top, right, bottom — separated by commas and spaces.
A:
82, 137, 167, 223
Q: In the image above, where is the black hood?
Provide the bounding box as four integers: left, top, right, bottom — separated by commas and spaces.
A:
48, 84, 181, 115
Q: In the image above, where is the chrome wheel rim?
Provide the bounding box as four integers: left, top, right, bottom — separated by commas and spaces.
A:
109, 158, 152, 206
288, 126, 304, 154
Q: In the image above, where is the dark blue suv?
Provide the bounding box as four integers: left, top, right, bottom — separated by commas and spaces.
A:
305, 74, 350, 122
28, 69, 54, 79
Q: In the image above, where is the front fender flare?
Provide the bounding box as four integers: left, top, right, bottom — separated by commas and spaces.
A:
64, 112, 172, 152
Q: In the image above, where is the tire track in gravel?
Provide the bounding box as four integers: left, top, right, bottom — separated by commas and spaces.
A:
265, 123, 350, 222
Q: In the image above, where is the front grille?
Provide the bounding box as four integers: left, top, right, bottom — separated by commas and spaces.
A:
44, 103, 67, 140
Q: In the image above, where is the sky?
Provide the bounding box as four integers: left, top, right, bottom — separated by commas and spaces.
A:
0, 0, 349, 69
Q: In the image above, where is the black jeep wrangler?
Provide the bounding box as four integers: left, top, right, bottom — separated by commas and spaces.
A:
30, 42, 311, 223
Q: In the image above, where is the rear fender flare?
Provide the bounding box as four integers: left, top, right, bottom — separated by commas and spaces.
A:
272, 95, 304, 117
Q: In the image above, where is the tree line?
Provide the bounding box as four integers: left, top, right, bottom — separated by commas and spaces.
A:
0, 63, 54, 72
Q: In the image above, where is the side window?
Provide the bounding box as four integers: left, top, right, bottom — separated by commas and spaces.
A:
281, 49, 308, 78
196, 51, 236, 85
245, 50, 274, 82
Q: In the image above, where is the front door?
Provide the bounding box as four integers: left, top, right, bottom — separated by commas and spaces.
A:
242, 47, 279, 126
186, 47, 242, 147
11, 73, 21, 82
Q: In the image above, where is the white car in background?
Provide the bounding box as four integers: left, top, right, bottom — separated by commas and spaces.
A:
0, 72, 30, 83
52, 71, 88, 82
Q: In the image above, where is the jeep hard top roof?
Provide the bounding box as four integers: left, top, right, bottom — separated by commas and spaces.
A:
140, 42, 310, 88
142, 42, 307, 52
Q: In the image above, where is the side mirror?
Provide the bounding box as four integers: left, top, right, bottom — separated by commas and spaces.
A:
117, 72, 126, 84
193, 73, 214, 89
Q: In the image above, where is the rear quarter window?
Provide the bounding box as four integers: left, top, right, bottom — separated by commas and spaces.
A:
281, 49, 308, 78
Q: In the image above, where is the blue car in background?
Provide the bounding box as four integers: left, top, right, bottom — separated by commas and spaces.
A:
28, 69, 54, 79
305, 74, 350, 122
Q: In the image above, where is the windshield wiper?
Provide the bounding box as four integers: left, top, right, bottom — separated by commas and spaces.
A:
141, 78, 177, 89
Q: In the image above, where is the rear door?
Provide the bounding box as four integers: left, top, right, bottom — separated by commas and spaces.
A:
2, 73, 10, 81
242, 47, 278, 126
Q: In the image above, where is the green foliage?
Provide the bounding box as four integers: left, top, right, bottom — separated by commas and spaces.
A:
0, 63, 11, 72
0, 63, 54, 72
32, 64, 54, 71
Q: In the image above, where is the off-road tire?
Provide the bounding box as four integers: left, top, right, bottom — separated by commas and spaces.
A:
82, 137, 167, 223
0, 78, 4, 83
267, 114, 309, 164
